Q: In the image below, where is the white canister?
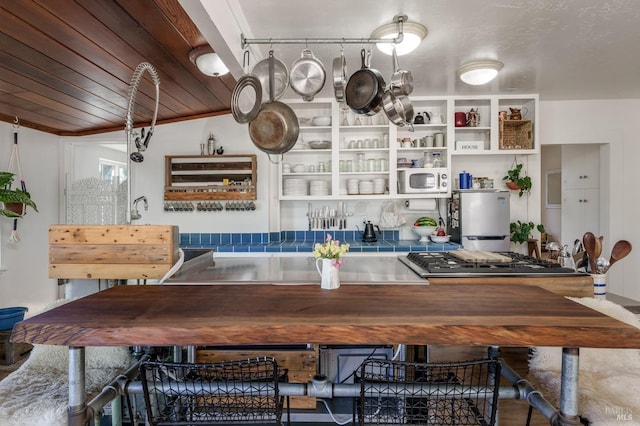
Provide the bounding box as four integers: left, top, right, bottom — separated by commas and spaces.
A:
434, 133, 444, 147
425, 135, 434, 147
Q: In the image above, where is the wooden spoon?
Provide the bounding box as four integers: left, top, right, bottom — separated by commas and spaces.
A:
594, 235, 603, 259
582, 232, 597, 273
609, 240, 632, 268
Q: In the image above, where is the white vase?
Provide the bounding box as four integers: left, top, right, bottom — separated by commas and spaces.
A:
316, 258, 341, 290
591, 273, 607, 299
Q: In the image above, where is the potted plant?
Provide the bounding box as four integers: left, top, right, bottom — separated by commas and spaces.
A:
503, 163, 532, 197
0, 172, 38, 217
510, 221, 545, 245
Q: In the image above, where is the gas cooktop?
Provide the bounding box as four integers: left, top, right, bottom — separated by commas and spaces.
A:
399, 251, 584, 278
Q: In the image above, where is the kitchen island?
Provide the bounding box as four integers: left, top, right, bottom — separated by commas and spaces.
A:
11, 283, 640, 426
168, 252, 593, 297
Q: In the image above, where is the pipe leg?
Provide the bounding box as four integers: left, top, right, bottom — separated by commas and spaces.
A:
68, 346, 88, 426
556, 347, 580, 426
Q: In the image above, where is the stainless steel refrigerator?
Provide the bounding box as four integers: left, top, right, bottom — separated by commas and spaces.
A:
448, 189, 510, 251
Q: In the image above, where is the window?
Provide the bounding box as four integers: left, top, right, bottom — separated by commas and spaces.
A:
99, 158, 127, 186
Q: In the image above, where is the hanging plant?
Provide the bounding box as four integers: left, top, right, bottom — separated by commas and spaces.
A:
0, 172, 37, 218
503, 162, 532, 197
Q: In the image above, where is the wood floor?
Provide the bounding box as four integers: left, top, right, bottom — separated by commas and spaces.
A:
0, 345, 551, 425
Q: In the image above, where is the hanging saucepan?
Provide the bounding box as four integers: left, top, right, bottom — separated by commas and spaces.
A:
345, 49, 385, 116
332, 50, 347, 103
231, 50, 263, 124
290, 49, 326, 101
252, 50, 289, 101
382, 89, 415, 130
249, 52, 299, 161
389, 46, 413, 96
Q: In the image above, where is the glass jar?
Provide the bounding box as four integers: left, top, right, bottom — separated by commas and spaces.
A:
356, 152, 366, 172
432, 152, 443, 168
423, 152, 434, 168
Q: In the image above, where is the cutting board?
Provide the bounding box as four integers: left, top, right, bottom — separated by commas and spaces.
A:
449, 249, 512, 263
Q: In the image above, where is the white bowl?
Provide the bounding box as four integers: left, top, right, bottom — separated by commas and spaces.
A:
412, 225, 436, 242
430, 234, 451, 243
312, 116, 331, 126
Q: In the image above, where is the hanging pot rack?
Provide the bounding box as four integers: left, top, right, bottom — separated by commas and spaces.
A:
241, 14, 408, 49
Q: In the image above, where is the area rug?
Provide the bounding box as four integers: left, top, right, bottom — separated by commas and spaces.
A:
0, 298, 133, 426
529, 297, 640, 425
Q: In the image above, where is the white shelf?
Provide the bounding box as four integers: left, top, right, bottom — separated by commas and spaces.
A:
278, 95, 538, 200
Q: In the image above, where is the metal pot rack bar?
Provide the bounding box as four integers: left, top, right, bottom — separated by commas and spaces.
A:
241, 14, 407, 48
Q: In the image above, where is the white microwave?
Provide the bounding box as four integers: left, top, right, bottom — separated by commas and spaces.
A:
398, 168, 449, 194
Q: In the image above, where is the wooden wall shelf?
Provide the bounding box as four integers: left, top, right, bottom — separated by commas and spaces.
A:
164, 155, 257, 201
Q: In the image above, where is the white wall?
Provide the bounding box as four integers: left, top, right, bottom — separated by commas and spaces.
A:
0, 123, 59, 316
61, 114, 274, 233
540, 99, 637, 299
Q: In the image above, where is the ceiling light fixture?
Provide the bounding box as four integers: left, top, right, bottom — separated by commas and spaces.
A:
189, 46, 229, 77
457, 60, 504, 85
370, 14, 428, 56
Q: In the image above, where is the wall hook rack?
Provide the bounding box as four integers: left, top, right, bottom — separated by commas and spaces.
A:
241, 14, 408, 49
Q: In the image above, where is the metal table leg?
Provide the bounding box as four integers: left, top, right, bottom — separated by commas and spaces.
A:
557, 347, 580, 426
68, 346, 88, 426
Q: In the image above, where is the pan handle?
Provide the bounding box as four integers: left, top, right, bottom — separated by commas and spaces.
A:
360, 48, 367, 69
268, 50, 275, 102
243, 50, 250, 74
267, 153, 284, 164
392, 46, 400, 73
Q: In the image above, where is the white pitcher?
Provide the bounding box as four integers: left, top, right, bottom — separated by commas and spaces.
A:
316, 258, 341, 290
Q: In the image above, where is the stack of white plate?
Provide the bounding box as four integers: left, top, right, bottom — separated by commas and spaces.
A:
373, 178, 386, 194
347, 178, 359, 195
283, 178, 308, 196
358, 180, 374, 195
309, 180, 329, 196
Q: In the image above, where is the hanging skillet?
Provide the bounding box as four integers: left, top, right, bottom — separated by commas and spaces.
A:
249, 52, 299, 160
345, 49, 385, 116
231, 50, 263, 124
382, 89, 414, 129
382, 46, 414, 129
252, 50, 289, 101
332, 50, 347, 103
389, 46, 413, 96
290, 49, 326, 101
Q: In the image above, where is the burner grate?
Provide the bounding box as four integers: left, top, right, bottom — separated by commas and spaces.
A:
404, 251, 580, 276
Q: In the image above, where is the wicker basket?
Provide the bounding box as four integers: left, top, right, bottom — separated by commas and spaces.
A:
499, 119, 533, 150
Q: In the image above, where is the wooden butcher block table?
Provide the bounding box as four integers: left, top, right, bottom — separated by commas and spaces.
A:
12, 284, 640, 426
12, 284, 640, 348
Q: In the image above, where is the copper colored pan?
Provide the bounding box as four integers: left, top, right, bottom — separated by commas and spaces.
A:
249, 52, 299, 158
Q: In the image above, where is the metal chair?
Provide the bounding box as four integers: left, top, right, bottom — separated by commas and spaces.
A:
140, 357, 288, 425
356, 358, 501, 426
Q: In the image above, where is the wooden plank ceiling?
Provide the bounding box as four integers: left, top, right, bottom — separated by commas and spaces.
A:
0, 0, 235, 136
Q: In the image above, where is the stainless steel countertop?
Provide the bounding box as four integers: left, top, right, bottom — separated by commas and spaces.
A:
167, 252, 426, 285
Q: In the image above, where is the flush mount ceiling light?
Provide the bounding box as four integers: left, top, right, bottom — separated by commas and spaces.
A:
370, 14, 428, 56
457, 60, 504, 85
189, 46, 229, 77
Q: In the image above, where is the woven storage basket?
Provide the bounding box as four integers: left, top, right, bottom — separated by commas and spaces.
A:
499, 120, 533, 150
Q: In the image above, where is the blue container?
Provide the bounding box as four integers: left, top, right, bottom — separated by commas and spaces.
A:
0, 307, 28, 330
459, 172, 472, 189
